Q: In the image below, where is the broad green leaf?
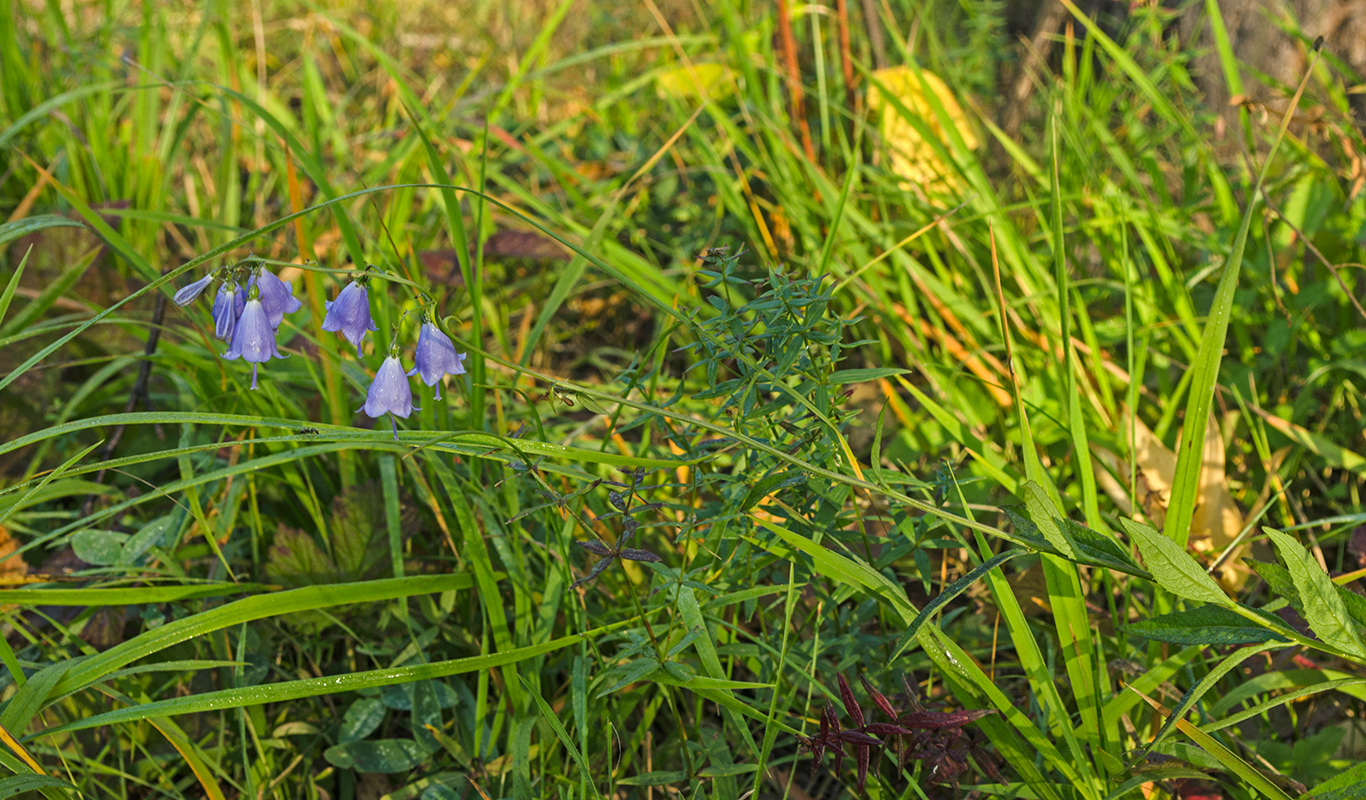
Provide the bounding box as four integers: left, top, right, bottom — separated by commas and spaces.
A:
324, 739, 427, 773
411, 680, 442, 753
617, 771, 687, 787
1022, 482, 1077, 559
1248, 558, 1366, 627
1122, 605, 1289, 646
339, 697, 386, 744
1264, 528, 1366, 658
1306, 761, 1366, 798
267, 526, 337, 587
1120, 518, 1229, 606
70, 530, 126, 566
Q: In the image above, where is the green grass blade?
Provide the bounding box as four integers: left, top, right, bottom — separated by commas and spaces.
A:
35, 621, 633, 738
1163, 44, 1321, 547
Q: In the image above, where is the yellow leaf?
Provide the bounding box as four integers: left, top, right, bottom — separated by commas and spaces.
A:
655, 62, 735, 101
867, 66, 978, 193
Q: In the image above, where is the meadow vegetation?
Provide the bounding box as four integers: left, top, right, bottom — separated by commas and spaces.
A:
1, 0, 1365, 798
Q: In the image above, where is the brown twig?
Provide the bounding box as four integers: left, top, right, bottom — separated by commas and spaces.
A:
80, 273, 169, 518
1002, 0, 1067, 141
861, 0, 886, 70
776, 0, 817, 164
1260, 195, 1366, 324
835, 0, 857, 113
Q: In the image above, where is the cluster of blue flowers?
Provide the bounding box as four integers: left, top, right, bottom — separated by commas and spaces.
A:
174, 261, 467, 439
173, 264, 299, 390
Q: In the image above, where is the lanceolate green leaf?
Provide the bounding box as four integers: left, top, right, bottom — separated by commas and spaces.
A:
1122, 605, 1289, 646
1023, 481, 1078, 559
889, 549, 1027, 662
1264, 528, 1366, 658
1120, 518, 1229, 606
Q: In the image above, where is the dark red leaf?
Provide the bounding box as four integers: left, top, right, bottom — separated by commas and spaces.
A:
901, 673, 924, 712
897, 708, 995, 730
576, 540, 613, 556
571, 557, 614, 588
856, 741, 870, 793
836, 730, 883, 746
861, 674, 898, 718
837, 673, 865, 728
620, 548, 663, 563
823, 704, 841, 735
864, 722, 915, 737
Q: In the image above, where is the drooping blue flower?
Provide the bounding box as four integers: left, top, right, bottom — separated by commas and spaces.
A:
407, 321, 467, 400
249, 268, 303, 329
321, 280, 378, 357
172, 273, 214, 307
223, 296, 287, 390
211, 281, 246, 341
362, 354, 414, 440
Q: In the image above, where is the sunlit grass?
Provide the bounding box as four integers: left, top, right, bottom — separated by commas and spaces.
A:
1, 0, 1365, 798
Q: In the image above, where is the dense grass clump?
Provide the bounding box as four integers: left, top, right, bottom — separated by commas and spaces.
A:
1, 1, 1365, 798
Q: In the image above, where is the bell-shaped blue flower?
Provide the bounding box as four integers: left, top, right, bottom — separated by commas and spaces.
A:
249, 268, 302, 329
407, 321, 467, 400
362, 354, 414, 440
211, 281, 246, 341
173, 273, 214, 307
321, 280, 378, 357
223, 296, 287, 390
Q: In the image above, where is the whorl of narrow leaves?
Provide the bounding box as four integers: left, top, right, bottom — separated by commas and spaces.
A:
799, 673, 997, 792
572, 470, 664, 589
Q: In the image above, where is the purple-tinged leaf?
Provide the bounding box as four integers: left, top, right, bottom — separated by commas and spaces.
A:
837, 673, 865, 728
901, 673, 924, 712
861, 675, 898, 719
836, 731, 883, 747
571, 558, 613, 589
864, 723, 915, 737
576, 540, 613, 556
620, 548, 663, 563
856, 743, 870, 793
824, 704, 841, 735
897, 708, 995, 730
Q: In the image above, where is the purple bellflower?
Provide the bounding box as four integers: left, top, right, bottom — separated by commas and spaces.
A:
322, 280, 378, 357
362, 350, 414, 440
223, 291, 287, 390
211, 281, 246, 341
173, 273, 215, 307
407, 321, 467, 399
249, 268, 303, 329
